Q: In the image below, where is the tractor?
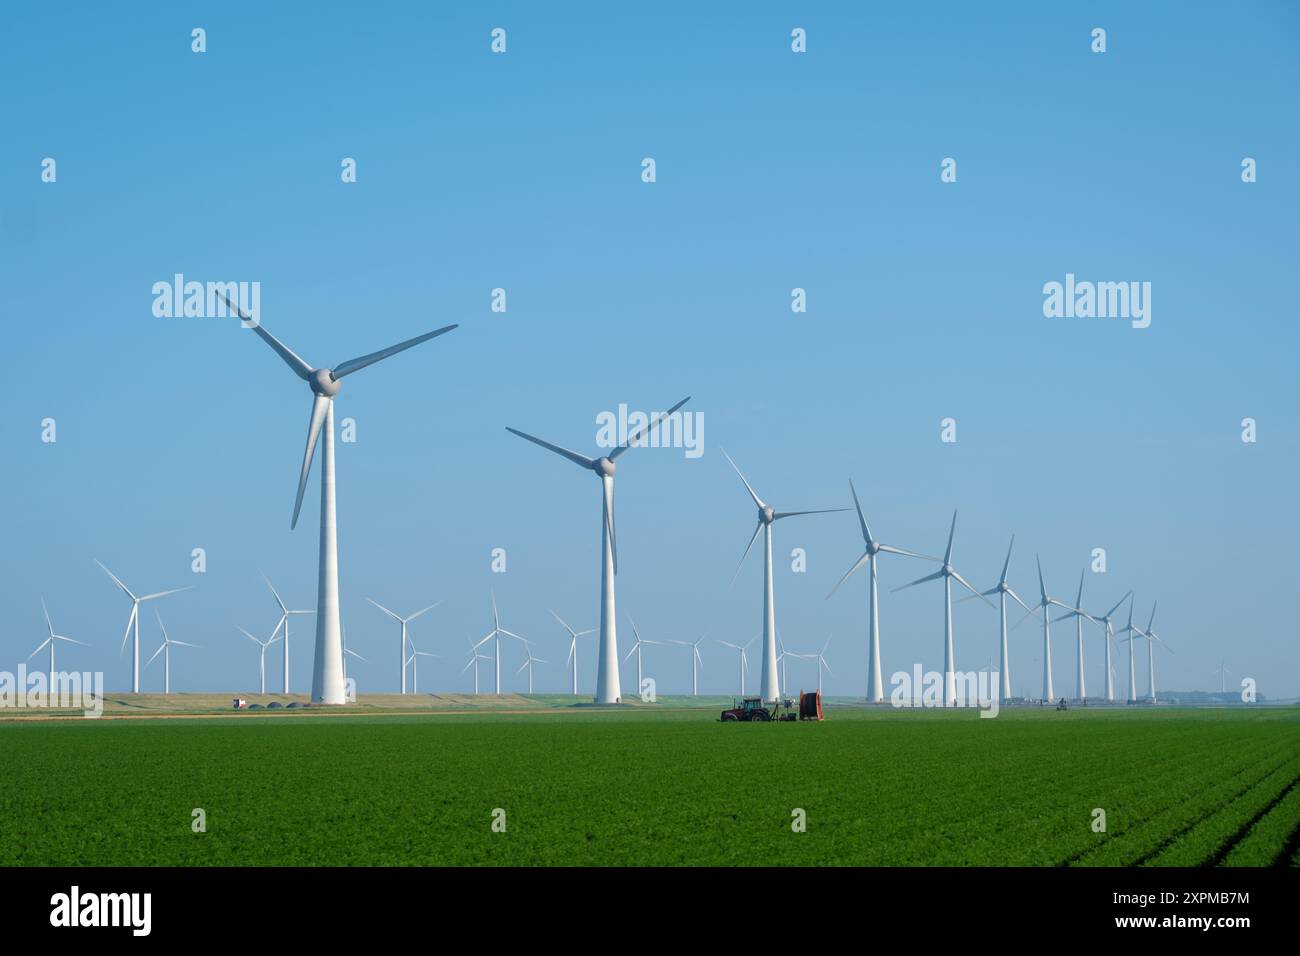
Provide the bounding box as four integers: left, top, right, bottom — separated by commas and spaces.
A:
721, 692, 822, 721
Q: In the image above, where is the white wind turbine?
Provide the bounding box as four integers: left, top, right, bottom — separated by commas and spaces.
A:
1058, 589, 1130, 702
893, 512, 992, 707
238, 625, 282, 695
551, 610, 596, 695
222, 291, 457, 705
516, 644, 548, 694
1012, 556, 1085, 703
146, 610, 200, 694
1142, 604, 1172, 702
967, 535, 1033, 703
1048, 570, 1099, 700
471, 593, 527, 695
506, 396, 690, 704
406, 634, 438, 694
261, 573, 314, 695
96, 561, 191, 694
367, 598, 440, 694
1119, 594, 1142, 703
827, 479, 932, 701
786, 638, 833, 694
28, 600, 87, 689
718, 639, 753, 696
461, 638, 494, 695
669, 636, 706, 696
1212, 660, 1232, 695
722, 449, 847, 703
622, 616, 664, 696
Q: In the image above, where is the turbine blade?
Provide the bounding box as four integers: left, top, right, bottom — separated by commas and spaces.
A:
95, 560, 136, 601
366, 598, 400, 621
292, 395, 331, 530
26, 639, 51, 661
504, 427, 595, 470
120, 604, 138, 655
1005, 587, 1034, 614
892, 569, 944, 593
951, 570, 994, 607
406, 602, 441, 623
999, 535, 1015, 585
139, 586, 191, 602
848, 479, 873, 545
826, 552, 869, 600
219, 292, 314, 380
878, 544, 934, 560
729, 521, 763, 587
261, 572, 288, 613
943, 511, 957, 565
41, 599, 54, 637
1036, 555, 1047, 604
1105, 590, 1133, 621
332, 325, 458, 380
720, 448, 764, 509
773, 508, 849, 520
603, 477, 618, 576
608, 396, 691, 460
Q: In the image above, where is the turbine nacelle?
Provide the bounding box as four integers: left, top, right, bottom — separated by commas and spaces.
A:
310, 369, 341, 397
593, 456, 616, 478
760, 505, 776, 525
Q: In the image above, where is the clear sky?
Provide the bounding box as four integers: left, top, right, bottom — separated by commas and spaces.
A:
2, 2, 1297, 700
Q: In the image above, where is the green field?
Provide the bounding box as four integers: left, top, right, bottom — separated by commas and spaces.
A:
2, 705, 1297, 866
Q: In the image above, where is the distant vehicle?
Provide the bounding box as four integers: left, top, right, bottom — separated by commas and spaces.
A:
232, 697, 248, 710
721, 692, 822, 722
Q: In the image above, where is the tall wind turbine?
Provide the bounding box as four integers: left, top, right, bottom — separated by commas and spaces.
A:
96, 561, 190, 694
621, 616, 663, 696
238, 626, 282, 694
367, 598, 440, 694
28, 600, 87, 689
670, 636, 706, 696
893, 512, 991, 706
827, 479, 932, 702
1048, 570, 1098, 700
406, 634, 438, 694
262, 573, 314, 695
551, 610, 595, 695
1013, 556, 1085, 703
1142, 604, 1171, 702
718, 639, 753, 696
516, 645, 548, 694
506, 396, 690, 704
471, 593, 527, 695
1119, 594, 1141, 703
461, 639, 493, 695
722, 449, 846, 703
222, 291, 457, 705
146, 610, 199, 694
1069, 590, 1132, 702
970, 535, 1033, 702
788, 638, 833, 694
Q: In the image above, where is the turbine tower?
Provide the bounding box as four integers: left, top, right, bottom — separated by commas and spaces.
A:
367, 598, 440, 694
1014, 556, 1084, 703
146, 610, 199, 694
516, 644, 548, 694
551, 610, 595, 695
718, 639, 753, 696
96, 561, 190, 694
506, 397, 690, 704
28, 600, 87, 690
1072, 590, 1132, 702
970, 535, 1033, 703
722, 449, 846, 703
471, 593, 527, 695
827, 479, 931, 702
222, 291, 457, 705
1049, 570, 1098, 700
1142, 603, 1171, 702
1119, 594, 1141, 703
893, 512, 991, 706
262, 573, 314, 695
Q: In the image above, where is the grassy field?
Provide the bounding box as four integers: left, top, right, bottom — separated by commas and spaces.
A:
1, 703, 1297, 866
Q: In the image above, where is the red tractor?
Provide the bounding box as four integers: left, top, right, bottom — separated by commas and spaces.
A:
721, 692, 823, 721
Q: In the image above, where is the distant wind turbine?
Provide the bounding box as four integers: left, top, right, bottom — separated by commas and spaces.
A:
96, 560, 191, 694
551, 610, 595, 695
406, 634, 438, 694
516, 644, 548, 694
367, 598, 440, 694
262, 573, 314, 695
461, 638, 493, 695
239, 625, 282, 695
967, 535, 1033, 703
506, 396, 691, 704
1058, 589, 1130, 702
341, 620, 366, 683
722, 449, 847, 703
222, 290, 457, 704
1212, 660, 1232, 694
622, 616, 664, 696
146, 610, 200, 694
827, 479, 932, 702
1012, 556, 1085, 703
718, 639, 753, 696
669, 636, 706, 695
1048, 570, 1098, 700
471, 593, 527, 695
28, 600, 87, 690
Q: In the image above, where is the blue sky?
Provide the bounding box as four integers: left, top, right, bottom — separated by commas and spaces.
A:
2, 2, 1297, 699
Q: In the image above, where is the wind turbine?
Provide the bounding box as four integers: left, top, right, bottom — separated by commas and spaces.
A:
262, 573, 314, 695
1212, 660, 1232, 694
722, 449, 847, 703
670, 636, 706, 696
893, 512, 992, 707
1048, 570, 1098, 700
516, 645, 548, 694
1142, 604, 1171, 702
28, 600, 87, 690
238, 625, 282, 694
341, 621, 366, 683
506, 396, 690, 704
621, 616, 664, 696
1061, 589, 1130, 702
96, 560, 190, 694
222, 290, 457, 705
968, 535, 1033, 703
551, 610, 595, 695
461, 638, 493, 695
1119, 594, 1141, 703
788, 638, 833, 694
146, 610, 199, 694
718, 639, 753, 696
367, 598, 440, 694
1013, 556, 1085, 703
827, 479, 932, 702
406, 634, 438, 694
471, 593, 527, 695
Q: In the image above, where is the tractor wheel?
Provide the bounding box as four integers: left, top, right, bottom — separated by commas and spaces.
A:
753, 710, 771, 722
722, 713, 738, 722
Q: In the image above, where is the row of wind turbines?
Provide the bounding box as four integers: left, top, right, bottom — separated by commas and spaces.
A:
32, 303, 1178, 706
